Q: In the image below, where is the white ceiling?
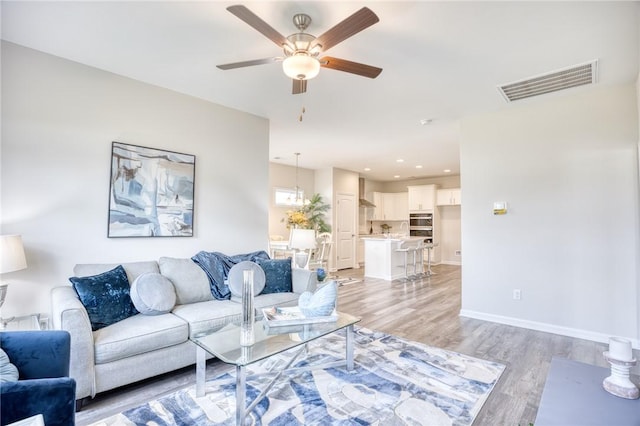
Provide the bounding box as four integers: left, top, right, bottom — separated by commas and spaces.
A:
2, 1, 638, 181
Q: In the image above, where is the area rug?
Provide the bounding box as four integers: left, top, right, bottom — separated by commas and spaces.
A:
335, 277, 362, 286
90, 327, 504, 426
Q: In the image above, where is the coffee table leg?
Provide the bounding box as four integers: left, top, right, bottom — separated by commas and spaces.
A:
346, 324, 354, 370
196, 346, 206, 397
236, 365, 246, 425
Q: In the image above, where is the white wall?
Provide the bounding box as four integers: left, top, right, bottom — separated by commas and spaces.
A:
1, 42, 270, 317
268, 162, 315, 239
381, 175, 461, 192
439, 205, 462, 265
460, 83, 640, 345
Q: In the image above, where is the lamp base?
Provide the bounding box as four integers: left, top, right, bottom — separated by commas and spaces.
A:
602, 352, 639, 399
295, 252, 309, 269
603, 376, 640, 399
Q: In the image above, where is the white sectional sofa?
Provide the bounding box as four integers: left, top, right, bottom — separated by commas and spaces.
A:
50, 257, 317, 404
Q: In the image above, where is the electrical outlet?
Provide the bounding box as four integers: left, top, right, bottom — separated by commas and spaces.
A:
455, 250, 461, 256
513, 289, 521, 300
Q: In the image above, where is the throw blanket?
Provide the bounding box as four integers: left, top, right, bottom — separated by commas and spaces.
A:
191, 250, 269, 300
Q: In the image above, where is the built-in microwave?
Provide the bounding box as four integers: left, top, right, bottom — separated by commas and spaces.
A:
410, 213, 432, 228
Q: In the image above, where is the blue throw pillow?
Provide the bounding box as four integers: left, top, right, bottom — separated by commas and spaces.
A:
255, 258, 293, 294
69, 265, 139, 331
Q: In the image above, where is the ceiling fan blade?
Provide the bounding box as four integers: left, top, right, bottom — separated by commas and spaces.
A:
314, 7, 379, 52
217, 57, 282, 70
292, 79, 307, 95
320, 57, 382, 79
227, 5, 288, 47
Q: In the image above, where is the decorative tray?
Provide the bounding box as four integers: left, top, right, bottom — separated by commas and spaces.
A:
262, 306, 337, 327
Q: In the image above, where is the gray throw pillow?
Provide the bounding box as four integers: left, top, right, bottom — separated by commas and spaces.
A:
0, 348, 19, 382
228, 261, 266, 298
158, 257, 213, 305
130, 272, 177, 315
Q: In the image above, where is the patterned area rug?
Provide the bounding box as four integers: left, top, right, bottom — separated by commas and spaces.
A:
91, 327, 504, 426
335, 277, 362, 286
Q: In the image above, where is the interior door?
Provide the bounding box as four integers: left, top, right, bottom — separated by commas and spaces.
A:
336, 193, 356, 270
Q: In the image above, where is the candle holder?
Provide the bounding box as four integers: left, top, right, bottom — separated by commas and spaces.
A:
602, 337, 639, 400
240, 269, 255, 347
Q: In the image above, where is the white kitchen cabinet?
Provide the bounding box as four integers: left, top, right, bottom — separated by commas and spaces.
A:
389, 192, 409, 220
372, 192, 385, 220
373, 192, 408, 221
407, 185, 437, 211
436, 188, 461, 206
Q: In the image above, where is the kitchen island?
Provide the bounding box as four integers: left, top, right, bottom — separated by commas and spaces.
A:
361, 235, 428, 281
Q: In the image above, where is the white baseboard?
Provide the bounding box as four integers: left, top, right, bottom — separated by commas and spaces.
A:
459, 309, 640, 349
440, 260, 462, 266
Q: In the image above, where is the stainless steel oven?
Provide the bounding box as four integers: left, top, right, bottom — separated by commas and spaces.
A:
409, 213, 432, 228
409, 213, 433, 242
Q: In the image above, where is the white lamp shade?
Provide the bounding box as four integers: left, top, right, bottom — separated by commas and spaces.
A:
282, 55, 320, 80
289, 229, 317, 250
1, 235, 27, 274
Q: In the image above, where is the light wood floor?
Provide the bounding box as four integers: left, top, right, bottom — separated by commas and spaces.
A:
75, 264, 637, 425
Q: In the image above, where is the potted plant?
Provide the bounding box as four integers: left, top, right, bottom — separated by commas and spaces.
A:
283, 193, 331, 234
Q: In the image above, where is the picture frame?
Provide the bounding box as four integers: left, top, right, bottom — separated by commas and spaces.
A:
108, 142, 195, 237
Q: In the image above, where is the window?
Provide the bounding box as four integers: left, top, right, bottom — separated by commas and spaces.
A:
275, 187, 304, 206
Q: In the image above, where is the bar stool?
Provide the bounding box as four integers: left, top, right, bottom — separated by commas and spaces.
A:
424, 242, 438, 277
414, 240, 426, 278
396, 241, 418, 281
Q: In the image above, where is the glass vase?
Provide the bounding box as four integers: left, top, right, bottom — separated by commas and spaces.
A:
240, 269, 255, 346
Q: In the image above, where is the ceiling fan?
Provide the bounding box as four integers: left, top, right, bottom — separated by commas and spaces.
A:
217, 5, 383, 95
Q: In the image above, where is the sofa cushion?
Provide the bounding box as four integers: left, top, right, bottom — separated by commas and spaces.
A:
69, 265, 139, 331
231, 292, 300, 312
227, 261, 266, 298
73, 261, 160, 284
158, 257, 213, 305
93, 313, 188, 364
0, 348, 18, 382
130, 273, 176, 315
171, 300, 243, 338
255, 258, 293, 294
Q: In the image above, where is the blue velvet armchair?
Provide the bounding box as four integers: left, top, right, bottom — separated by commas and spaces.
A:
0, 331, 76, 426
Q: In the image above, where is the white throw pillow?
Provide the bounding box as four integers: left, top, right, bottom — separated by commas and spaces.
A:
0, 348, 19, 382
130, 272, 176, 315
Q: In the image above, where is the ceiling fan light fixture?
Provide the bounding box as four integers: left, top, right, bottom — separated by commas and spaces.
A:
283, 54, 320, 80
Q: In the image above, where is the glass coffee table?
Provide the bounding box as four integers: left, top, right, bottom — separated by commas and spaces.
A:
191, 311, 360, 425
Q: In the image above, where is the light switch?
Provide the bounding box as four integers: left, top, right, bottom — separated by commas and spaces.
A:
493, 201, 507, 215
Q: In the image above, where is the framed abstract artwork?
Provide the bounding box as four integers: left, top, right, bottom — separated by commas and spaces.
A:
108, 142, 195, 237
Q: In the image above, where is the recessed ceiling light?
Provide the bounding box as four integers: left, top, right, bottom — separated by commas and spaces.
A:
443, 169, 451, 173
420, 118, 433, 125
394, 175, 400, 178
415, 165, 423, 169
364, 167, 371, 171
396, 159, 404, 163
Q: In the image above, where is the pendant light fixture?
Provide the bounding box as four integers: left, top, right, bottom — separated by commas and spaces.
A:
293, 152, 303, 206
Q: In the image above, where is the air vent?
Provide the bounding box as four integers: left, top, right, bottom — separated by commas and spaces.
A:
498, 60, 598, 102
